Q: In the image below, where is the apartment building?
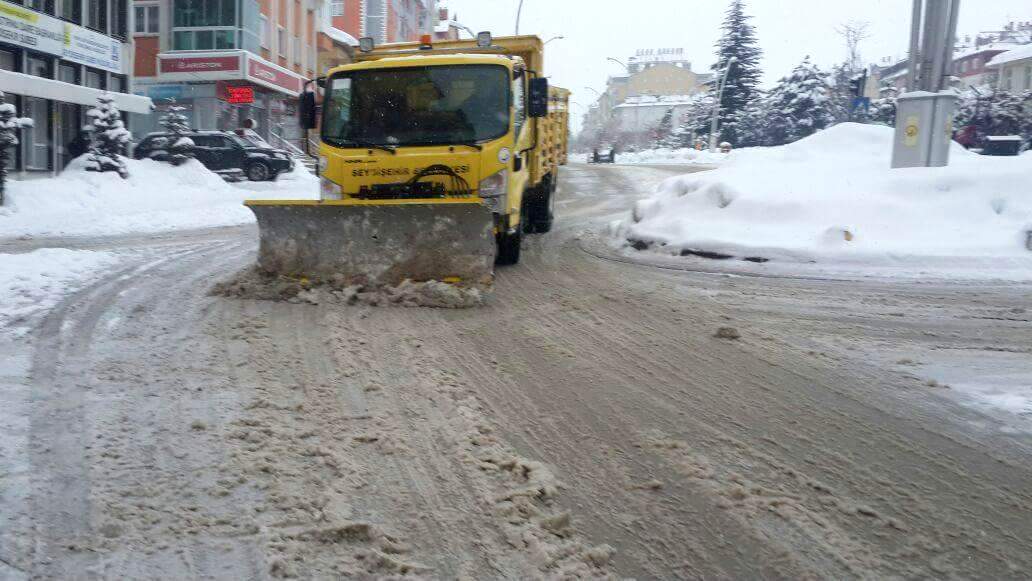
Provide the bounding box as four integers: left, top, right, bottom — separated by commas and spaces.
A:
1, 0, 152, 175
328, 0, 428, 44
131, 0, 321, 148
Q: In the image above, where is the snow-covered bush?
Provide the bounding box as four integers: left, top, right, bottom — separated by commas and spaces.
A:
0, 91, 33, 206
85, 93, 131, 179
157, 98, 195, 166
954, 89, 1032, 144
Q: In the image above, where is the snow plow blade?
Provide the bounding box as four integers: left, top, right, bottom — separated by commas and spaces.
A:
244, 199, 497, 287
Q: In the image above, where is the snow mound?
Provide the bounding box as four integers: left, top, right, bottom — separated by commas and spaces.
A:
0, 248, 119, 337
0, 156, 317, 239
617, 123, 1032, 264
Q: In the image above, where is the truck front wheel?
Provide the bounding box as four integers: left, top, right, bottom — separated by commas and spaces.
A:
527, 180, 554, 234
496, 226, 522, 266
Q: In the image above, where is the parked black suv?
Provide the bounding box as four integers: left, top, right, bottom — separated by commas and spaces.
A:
134, 131, 294, 181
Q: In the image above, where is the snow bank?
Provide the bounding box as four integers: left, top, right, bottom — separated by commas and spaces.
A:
0, 248, 119, 337
0, 156, 317, 239
584, 148, 727, 166
617, 123, 1032, 266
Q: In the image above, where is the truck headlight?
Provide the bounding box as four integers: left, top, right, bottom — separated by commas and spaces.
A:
478, 170, 508, 213
320, 177, 342, 200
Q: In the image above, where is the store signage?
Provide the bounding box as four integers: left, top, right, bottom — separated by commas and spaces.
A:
0, 0, 123, 73
225, 85, 254, 104
246, 58, 304, 94
160, 54, 241, 74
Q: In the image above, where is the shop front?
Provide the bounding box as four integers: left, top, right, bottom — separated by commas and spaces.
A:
0, 0, 153, 176
133, 50, 307, 151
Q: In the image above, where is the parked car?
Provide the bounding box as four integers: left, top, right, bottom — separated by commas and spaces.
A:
134, 130, 294, 181
589, 147, 616, 164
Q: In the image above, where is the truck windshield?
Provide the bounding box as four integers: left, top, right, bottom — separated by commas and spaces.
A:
322, 64, 512, 148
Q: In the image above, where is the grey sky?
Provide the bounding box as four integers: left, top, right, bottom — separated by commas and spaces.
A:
440, 0, 1030, 131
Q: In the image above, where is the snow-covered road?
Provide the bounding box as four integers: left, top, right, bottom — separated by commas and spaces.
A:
2, 162, 1031, 579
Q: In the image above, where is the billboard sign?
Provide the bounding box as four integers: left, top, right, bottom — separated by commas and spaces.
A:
0, 0, 123, 73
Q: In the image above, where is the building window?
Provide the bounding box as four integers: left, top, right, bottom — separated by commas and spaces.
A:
86, 0, 108, 32
135, 4, 159, 34
59, 63, 80, 84
109, 0, 127, 38
1025, 65, 1032, 91
331, 0, 344, 16
24, 98, 52, 170
25, 0, 55, 15
1003, 67, 1014, 91
173, 0, 236, 27
27, 54, 53, 78
59, 0, 81, 23
259, 14, 269, 47
363, 0, 386, 44
85, 67, 106, 90
111, 74, 127, 93
0, 48, 20, 72
277, 26, 286, 57
292, 37, 300, 64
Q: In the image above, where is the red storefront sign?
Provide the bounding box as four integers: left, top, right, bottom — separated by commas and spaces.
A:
246, 58, 304, 94
160, 55, 241, 74
225, 85, 255, 104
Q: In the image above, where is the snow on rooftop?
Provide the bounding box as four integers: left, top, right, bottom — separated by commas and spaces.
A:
324, 26, 358, 46
986, 43, 1032, 67
615, 94, 702, 109
953, 42, 1024, 61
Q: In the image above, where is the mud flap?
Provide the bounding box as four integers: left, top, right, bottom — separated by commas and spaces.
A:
246, 201, 497, 287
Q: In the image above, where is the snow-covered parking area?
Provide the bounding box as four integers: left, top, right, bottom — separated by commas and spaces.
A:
0, 157, 317, 239
613, 123, 1032, 280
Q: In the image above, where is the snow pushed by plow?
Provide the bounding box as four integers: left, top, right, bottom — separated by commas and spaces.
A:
0, 157, 317, 239
213, 266, 488, 309
615, 124, 1032, 276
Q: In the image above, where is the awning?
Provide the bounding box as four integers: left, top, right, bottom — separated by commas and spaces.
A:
0, 69, 154, 114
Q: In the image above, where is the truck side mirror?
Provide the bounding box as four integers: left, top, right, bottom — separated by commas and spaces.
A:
528, 78, 549, 118
299, 91, 318, 130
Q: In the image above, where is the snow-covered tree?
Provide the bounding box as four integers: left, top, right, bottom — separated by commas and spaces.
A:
652, 108, 675, 148
763, 57, 839, 146
712, 0, 763, 145
158, 98, 195, 166
731, 96, 773, 147
85, 93, 131, 178
667, 93, 717, 148
954, 89, 1032, 143
0, 91, 33, 206
868, 87, 899, 127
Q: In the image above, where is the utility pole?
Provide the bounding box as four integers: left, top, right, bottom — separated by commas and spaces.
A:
892, 0, 961, 168
710, 57, 736, 153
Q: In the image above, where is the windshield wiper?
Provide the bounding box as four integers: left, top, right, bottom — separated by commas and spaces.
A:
329, 138, 397, 154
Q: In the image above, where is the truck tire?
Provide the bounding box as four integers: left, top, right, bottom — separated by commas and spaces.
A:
496, 226, 522, 266
527, 178, 554, 234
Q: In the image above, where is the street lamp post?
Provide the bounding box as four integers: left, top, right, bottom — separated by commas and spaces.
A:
606, 57, 629, 72
544, 35, 564, 45
710, 57, 736, 152
515, 0, 524, 35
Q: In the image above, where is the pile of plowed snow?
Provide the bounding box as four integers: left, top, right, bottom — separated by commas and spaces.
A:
615, 123, 1032, 264
0, 156, 316, 238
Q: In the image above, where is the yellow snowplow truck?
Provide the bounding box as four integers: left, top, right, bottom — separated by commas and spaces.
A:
245, 34, 570, 287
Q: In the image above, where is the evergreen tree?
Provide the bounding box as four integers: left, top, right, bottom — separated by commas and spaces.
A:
669, 93, 717, 148
732, 96, 772, 147
0, 91, 33, 206
653, 108, 675, 148
712, 0, 763, 145
85, 93, 131, 178
158, 98, 195, 166
763, 57, 838, 146
954, 89, 1032, 143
